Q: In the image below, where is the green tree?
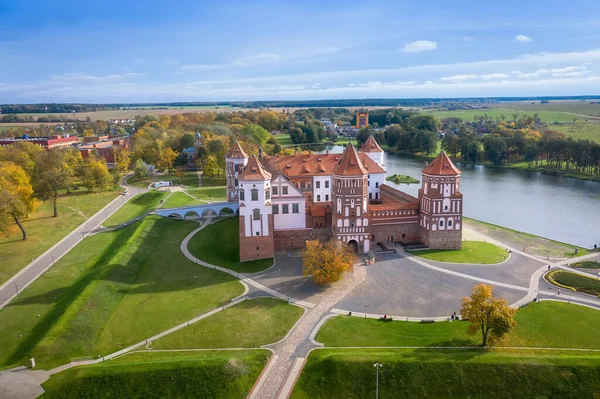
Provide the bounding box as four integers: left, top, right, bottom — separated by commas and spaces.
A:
133, 159, 149, 179
242, 124, 270, 147
203, 155, 219, 178
34, 150, 73, 218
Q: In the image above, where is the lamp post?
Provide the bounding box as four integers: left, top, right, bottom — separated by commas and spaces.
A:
373, 363, 382, 399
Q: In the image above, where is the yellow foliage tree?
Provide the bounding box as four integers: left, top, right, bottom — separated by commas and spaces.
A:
0, 162, 36, 240
203, 155, 219, 178
83, 128, 95, 137
461, 283, 517, 346
302, 240, 355, 285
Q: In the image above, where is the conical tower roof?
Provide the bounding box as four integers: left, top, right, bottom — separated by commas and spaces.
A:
360, 135, 383, 153
333, 143, 367, 176
228, 140, 248, 159
422, 151, 461, 176
239, 155, 271, 181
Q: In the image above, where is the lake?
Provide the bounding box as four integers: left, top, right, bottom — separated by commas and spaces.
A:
322, 146, 600, 248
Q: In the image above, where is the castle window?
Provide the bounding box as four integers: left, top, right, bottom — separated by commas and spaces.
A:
325, 195, 329, 201
300, 181, 305, 189
317, 195, 321, 202
272, 204, 279, 214
440, 220, 444, 227
273, 186, 278, 195
253, 209, 260, 220
375, 182, 379, 188
240, 190, 245, 201
325, 181, 329, 188
256, 232, 260, 236
282, 204, 289, 214
316, 181, 320, 188
251, 189, 258, 201
235, 179, 238, 187
292, 203, 299, 213
282, 186, 288, 195
375, 193, 379, 200
448, 219, 453, 227
369, 193, 372, 199
351, 223, 354, 228
266, 189, 271, 200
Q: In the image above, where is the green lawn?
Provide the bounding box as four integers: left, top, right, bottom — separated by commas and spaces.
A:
409, 241, 508, 264
0, 190, 118, 286
317, 302, 600, 349
0, 216, 243, 369
200, 176, 226, 186
386, 174, 420, 184
490, 102, 600, 118
550, 271, 600, 296
572, 260, 600, 269
291, 348, 600, 399
41, 350, 269, 399
463, 217, 587, 257
422, 108, 580, 123
152, 298, 304, 349
187, 218, 273, 273
161, 192, 202, 209
553, 122, 600, 142
273, 133, 293, 146
127, 172, 199, 189
103, 192, 168, 228
185, 186, 227, 201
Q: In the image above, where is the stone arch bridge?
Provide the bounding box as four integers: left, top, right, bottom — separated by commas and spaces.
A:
154, 202, 239, 220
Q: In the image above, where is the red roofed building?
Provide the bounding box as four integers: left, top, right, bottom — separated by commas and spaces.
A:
227, 137, 463, 261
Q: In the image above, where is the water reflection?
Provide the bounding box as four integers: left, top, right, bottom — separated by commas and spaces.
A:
318, 145, 600, 248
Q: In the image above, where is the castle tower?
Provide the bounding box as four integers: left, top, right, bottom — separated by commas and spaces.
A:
238, 155, 275, 262
332, 143, 371, 253
360, 135, 384, 169
418, 151, 463, 249
225, 140, 248, 202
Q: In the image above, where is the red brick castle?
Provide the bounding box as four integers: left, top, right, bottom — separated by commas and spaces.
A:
226, 136, 463, 262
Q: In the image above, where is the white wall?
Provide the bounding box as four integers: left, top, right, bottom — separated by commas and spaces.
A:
272, 198, 306, 229
365, 151, 384, 167
239, 179, 272, 237
312, 176, 332, 203
367, 173, 386, 201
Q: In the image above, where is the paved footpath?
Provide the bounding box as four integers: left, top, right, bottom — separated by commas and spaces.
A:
0, 177, 146, 309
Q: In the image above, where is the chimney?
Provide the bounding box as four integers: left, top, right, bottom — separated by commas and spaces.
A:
326, 150, 329, 155
258, 147, 263, 158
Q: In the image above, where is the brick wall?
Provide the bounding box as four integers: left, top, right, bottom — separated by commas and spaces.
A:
239, 215, 276, 262
420, 228, 462, 250
371, 222, 420, 244
273, 228, 332, 250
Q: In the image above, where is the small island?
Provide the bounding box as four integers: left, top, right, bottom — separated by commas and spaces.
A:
386, 174, 420, 184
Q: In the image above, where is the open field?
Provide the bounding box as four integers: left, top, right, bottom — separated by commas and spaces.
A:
550, 271, 600, 296
291, 348, 600, 399
552, 122, 600, 142
187, 218, 273, 273
127, 172, 198, 189
41, 350, 269, 399
0, 216, 243, 369
161, 192, 202, 209
152, 298, 304, 349
200, 176, 226, 186
103, 191, 167, 228
408, 241, 508, 264
422, 108, 587, 123
463, 217, 589, 256
185, 186, 227, 201
273, 133, 293, 146
0, 190, 118, 286
492, 101, 600, 118
317, 301, 600, 349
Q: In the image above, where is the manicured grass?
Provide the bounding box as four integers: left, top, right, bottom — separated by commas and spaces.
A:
0, 216, 243, 369
185, 186, 227, 201
200, 176, 226, 186
572, 260, 600, 269
127, 172, 199, 189
274, 133, 293, 146
463, 217, 587, 257
386, 174, 420, 184
161, 192, 202, 209
103, 191, 168, 228
187, 217, 273, 273
152, 298, 304, 349
0, 190, 118, 286
408, 241, 508, 264
291, 348, 600, 399
317, 302, 600, 349
41, 350, 270, 399
550, 271, 600, 296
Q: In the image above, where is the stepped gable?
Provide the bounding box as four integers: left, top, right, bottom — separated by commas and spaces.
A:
333, 143, 368, 176
228, 140, 248, 159
360, 135, 383, 153
238, 155, 271, 181
422, 151, 461, 176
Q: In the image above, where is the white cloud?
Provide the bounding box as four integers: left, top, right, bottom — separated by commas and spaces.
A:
441, 74, 478, 81
515, 65, 591, 79
402, 40, 438, 53
480, 73, 508, 80
515, 35, 533, 43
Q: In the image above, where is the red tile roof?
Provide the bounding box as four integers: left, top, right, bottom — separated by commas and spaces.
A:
360, 135, 383, 153
264, 151, 384, 178
422, 151, 461, 176
239, 155, 271, 181
228, 140, 248, 159
333, 143, 368, 176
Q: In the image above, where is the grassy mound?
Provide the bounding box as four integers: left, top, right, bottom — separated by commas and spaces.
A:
317, 302, 600, 349
386, 174, 419, 184
187, 218, 273, 273
161, 192, 202, 209
572, 260, 600, 269
41, 350, 269, 399
185, 186, 227, 201
152, 298, 304, 350
549, 271, 600, 296
104, 191, 167, 227
0, 216, 243, 369
291, 349, 600, 399
408, 241, 508, 264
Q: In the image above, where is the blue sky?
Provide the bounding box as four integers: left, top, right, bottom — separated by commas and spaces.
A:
2, 0, 600, 103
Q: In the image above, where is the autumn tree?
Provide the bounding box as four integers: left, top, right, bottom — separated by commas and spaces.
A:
114, 147, 131, 172
203, 155, 219, 178
79, 156, 112, 192
34, 150, 73, 217
157, 146, 178, 171
461, 284, 517, 346
302, 240, 355, 285
0, 162, 36, 240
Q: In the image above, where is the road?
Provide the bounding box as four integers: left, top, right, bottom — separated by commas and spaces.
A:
0, 177, 146, 309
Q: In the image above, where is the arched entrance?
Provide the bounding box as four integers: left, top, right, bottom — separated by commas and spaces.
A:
347, 240, 359, 253
184, 211, 200, 220
201, 209, 218, 218
219, 207, 235, 217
